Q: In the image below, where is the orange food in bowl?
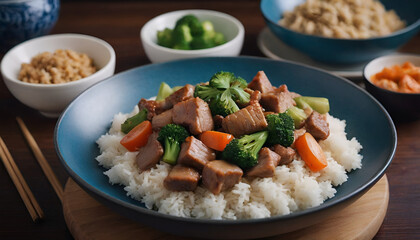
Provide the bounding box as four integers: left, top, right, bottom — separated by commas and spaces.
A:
370, 62, 420, 93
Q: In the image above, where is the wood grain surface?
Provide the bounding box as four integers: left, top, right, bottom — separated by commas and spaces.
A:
0, 1, 419, 240
62, 176, 389, 240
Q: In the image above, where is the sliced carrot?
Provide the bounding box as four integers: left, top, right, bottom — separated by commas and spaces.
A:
295, 132, 327, 172
200, 131, 234, 151
120, 120, 152, 152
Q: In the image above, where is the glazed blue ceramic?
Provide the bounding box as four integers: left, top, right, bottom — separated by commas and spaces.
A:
55, 57, 396, 239
261, 0, 420, 64
0, 0, 60, 52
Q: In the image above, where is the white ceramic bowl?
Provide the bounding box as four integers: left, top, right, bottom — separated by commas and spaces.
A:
140, 9, 245, 63
1, 33, 116, 117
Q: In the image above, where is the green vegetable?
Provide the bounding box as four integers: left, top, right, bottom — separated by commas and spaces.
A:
265, 113, 295, 147
285, 106, 307, 128
222, 131, 268, 169
175, 15, 204, 37
194, 71, 250, 117
156, 82, 173, 101
156, 14, 226, 50
157, 124, 189, 165
209, 90, 240, 116
202, 20, 215, 37
212, 32, 226, 46
173, 24, 193, 49
190, 35, 215, 49
157, 28, 174, 48
294, 96, 330, 114
121, 109, 148, 134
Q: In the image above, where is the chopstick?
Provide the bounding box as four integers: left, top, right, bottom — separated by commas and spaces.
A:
16, 117, 64, 203
0, 137, 44, 222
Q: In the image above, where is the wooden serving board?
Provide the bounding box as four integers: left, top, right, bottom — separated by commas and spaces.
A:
62, 175, 389, 240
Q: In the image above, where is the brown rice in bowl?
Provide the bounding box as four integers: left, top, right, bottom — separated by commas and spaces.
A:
18, 49, 97, 84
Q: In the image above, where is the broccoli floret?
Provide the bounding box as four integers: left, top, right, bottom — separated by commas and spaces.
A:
202, 20, 215, 38
175, 15, 204, 37
230, 76, 247, 88
209, 90, 240, 116
157, 28, 174, 48
157, 124, 189, 165
209, 72, 250, 105
173, 24, 193, 48
213, 32, 226, 46
285, 106, 307, 128
265, 113, 295, 147
195, 72, 250, 117
209, 71, 236, 89
194, 84, 222, 102
121, 109, 148, 134
157, 15, 227, 50
222, 131, 268, 169
190, 35, 215, 49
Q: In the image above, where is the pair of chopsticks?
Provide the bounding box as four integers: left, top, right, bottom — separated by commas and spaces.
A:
0, 117, 64, 222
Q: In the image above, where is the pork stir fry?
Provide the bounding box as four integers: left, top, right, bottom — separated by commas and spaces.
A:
119, 71, 331, 194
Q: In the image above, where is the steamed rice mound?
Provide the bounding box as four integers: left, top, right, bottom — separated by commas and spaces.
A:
96, 106, 363, 219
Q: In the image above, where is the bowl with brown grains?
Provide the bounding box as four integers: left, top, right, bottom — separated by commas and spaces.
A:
1, 33, 116, 117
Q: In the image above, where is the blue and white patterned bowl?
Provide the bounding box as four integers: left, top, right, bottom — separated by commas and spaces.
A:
0, 0, 60, 53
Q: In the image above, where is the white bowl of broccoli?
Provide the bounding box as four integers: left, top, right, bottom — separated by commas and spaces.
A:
140, 9, 245, 63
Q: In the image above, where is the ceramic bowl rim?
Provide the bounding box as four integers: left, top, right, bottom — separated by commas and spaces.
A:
140, 9, 245, 54
54, 56, 397, 226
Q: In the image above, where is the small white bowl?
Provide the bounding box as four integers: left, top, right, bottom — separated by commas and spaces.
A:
1, 33, 116, 117
363, 54, 420, 120
141, 9, 245, 63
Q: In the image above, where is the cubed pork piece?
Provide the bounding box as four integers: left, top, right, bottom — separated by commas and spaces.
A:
163, 165, 200, 192
163, 84, 195, 109
136, 132, 164, 171
202, 160, 243, 195
138, 98, 163, 120
247, 147, 281, 178
274, 84, 301, 99
272, 144, 296, 165
260, 88, 295, 113
222, 104, 268, 137
172, 97, 214, 135
247, 71, 274, 93
305, 111, 330, 140
178, 136, 216, 171
213, 114, 224, 129
247, 89, 261, 106
152, 109, 173, 130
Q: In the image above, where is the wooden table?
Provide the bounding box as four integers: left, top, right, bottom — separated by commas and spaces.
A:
0, 1, 419, 239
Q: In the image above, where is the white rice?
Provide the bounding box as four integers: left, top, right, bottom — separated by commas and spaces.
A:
96, 107, 363, 219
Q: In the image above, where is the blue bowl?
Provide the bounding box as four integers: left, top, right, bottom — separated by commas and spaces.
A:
55, 57, 396, 239
0, 0, 60, 53
261, 0, 420, 64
